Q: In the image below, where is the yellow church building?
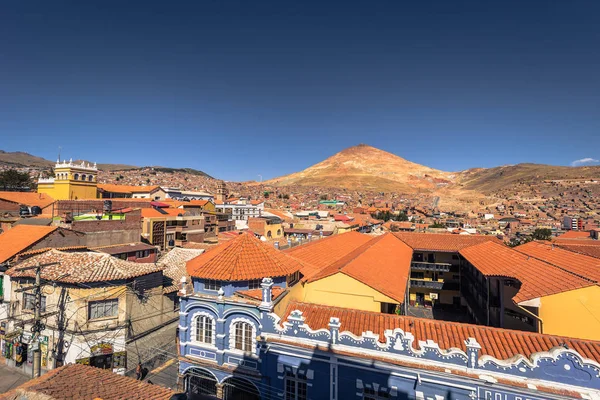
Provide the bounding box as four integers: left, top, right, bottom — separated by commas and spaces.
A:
37, 159, 99, 200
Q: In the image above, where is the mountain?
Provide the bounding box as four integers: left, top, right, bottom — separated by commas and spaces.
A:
265, 144, 454, 192
457, 163, 600, 193
0, 150, 212, 176
0, 150, 54, 168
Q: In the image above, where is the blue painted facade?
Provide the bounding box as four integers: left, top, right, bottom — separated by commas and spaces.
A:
178, 278, 600, 399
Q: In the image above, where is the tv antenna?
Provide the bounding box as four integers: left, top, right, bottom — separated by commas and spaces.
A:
258, 174, 262, 183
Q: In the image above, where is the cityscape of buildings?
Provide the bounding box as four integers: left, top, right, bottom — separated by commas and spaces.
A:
0, 157, 598, 400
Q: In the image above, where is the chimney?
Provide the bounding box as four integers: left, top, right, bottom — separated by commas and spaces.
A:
274, 242, 279, 250
259, 277, 274, 311
180, 276, 187, 296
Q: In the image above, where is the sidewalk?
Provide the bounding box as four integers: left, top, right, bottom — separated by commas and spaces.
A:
0, 362, 30, 394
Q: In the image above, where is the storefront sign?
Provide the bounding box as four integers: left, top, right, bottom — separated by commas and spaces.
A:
90, 343, 113, 356
478, 388, 551, 400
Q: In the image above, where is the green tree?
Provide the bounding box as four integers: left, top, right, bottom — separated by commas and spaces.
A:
428, 223, 446, 228
0, 169, 33, 190
531, 228, 552, 241
394, 211, 409, 222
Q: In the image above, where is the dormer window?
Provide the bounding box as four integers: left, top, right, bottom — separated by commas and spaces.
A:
287, 271, 300, 286
248, 279, 261, 290
205, 279, 222, 291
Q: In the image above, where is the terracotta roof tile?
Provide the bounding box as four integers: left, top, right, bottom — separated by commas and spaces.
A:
159, 247, 205, 293
284, 231, 372, 275
282, 302, 600, 363
0, 191, 55, 209
305, 233, 413, 303
554, 243, 600, 259
557, 231, 592, 239
186, 232, 302, 281
394, 232, 500, 252
459, 241, 594, 303
7, 249, 164, 283
0, 225, 58, 264
0, 363, 174, 400
515, 241, 600, 283
141, 207, 186, 218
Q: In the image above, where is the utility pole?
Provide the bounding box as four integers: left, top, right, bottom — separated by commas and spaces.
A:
32, 264, 42, 378
14, 262, 59, 378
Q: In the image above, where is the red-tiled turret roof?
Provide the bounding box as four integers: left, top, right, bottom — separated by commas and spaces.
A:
186, 232, 303, 280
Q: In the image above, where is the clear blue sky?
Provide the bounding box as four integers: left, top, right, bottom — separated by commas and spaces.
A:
1, 1, 599, 181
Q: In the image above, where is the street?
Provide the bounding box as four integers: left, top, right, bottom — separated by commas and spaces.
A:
144, 358, 180, 390
0, 362, 30, 394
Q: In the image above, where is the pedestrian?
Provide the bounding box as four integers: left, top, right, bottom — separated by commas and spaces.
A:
136, 362, 142, 380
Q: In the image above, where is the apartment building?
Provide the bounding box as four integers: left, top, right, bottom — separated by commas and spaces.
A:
3, 250, 177, 375
141, 207, 218, 250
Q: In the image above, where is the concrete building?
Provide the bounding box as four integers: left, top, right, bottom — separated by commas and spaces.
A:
3, 250, 178, 376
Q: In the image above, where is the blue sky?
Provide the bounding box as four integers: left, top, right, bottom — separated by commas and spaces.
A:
1, 1, 599, 181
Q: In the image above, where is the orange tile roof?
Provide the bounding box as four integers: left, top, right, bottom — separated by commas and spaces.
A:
0, 225, 58, 264
0, 363, 174, 400
281, 302, 600, 363
186, 232, 303, 281
8, 249, 164, 283
515, 241, 600, 283
141, 207, 186, 218
236, 286, 286, 300
97, 184, 161, 194
557, 231, 592, 239
0, 191, 55, 209
284, 231, 372, 275
555, 243, 600, 259
553, 238, 600, 246
459, 241, 594, 303
305, 233, 413, 303
394, 231, 500, 252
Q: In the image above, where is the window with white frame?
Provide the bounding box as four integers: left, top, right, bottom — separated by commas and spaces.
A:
363, 387, 390, 400
284, 371, 307, 400
194, 315, 214, 345
248, 279, 261, 290
232, 321, 253, 352
88, 299, 118, 320
204, 279, 222, 291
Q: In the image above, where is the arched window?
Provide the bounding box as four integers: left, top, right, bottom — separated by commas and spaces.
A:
74, 173, 79, 180
191, 313, 215, 346
81, 174, 86, 181
267, 230, 272, 238
89, 175, 93, 181
230, 320, 254, 353
277, 229, 281, 236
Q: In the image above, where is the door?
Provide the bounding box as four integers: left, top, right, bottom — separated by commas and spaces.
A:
416, 293, 425, 305
90, 354, 113, 369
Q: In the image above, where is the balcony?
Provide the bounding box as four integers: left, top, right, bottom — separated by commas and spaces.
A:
410, 278, 445, 290
411, 261, 451, 272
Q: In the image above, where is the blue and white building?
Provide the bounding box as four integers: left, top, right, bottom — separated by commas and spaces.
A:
177, 234, 600, 400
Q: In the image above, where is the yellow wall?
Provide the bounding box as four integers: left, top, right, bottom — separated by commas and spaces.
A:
539, 285, 600, 340
265, 222, 284, 239
300, 273, 398, 312
38, 166, 98, 200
